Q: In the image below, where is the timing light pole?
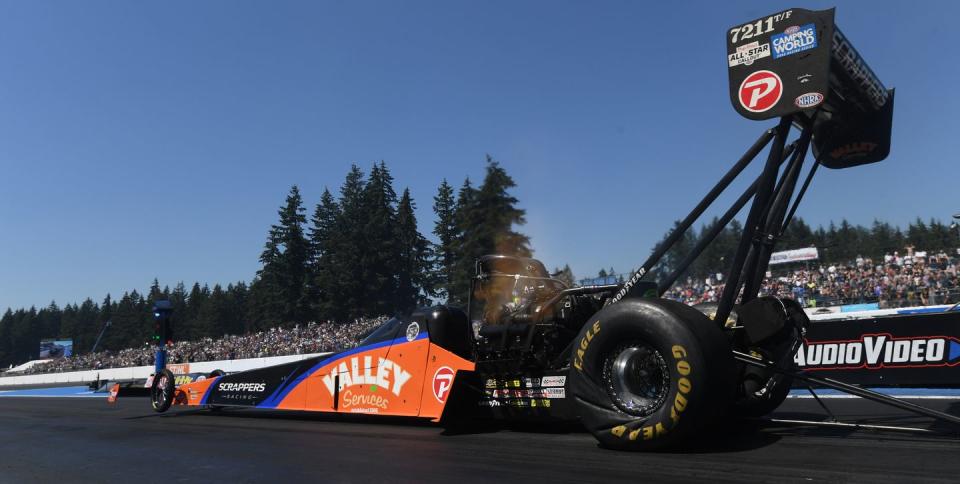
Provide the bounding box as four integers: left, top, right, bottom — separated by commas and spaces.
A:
152, 300, 173, 374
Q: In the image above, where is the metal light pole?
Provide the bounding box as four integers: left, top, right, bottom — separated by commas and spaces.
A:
90, 320, 111, 354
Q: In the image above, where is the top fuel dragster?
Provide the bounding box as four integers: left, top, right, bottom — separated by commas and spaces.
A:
142, 7, 960, 450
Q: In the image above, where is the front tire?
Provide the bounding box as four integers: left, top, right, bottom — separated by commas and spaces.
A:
568, 298, 734, 451
151, 368, 175, 413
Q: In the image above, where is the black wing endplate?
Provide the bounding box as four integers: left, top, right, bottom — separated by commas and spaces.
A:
726, 8, 893, 168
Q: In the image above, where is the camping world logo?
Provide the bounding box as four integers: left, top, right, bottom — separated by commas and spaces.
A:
795, 334, 960, 370
738, 70, 783, 112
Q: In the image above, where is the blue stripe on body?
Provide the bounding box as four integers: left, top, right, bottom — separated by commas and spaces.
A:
256, 332, 428, 409
198, 376, 222, 405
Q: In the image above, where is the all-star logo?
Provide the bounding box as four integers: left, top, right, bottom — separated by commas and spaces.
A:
795, 333, 960, 370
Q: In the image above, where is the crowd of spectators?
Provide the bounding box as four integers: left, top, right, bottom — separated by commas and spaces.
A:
15, 248, 960, 376
18, 317, 385, 375
662, 248, 960, 309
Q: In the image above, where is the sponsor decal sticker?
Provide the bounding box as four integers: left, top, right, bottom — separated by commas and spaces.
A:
218, 382, 267, 393
405, 322, 420, 342
797, 73, 812, 84
433, 366, 455, 402
321, 356, 413, 397
830, 142, 878, 160
771, 23, 818, 59
738, 70, 782, 113
342, 389, 388, 413
728, 41, 771, 67
728, 10, 793, 45
540, 375, 566, 387
491, 387, 565, 399
539, 387, 565, 399
795, 334, 960, 370
794, 92, 824, 109
175, 374, 199, 385
485, 378, 497, 389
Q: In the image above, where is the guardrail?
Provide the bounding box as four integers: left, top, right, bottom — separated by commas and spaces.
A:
0, 352, 330, 388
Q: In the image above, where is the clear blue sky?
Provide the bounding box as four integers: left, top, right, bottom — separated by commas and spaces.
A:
2, 1, 959, 311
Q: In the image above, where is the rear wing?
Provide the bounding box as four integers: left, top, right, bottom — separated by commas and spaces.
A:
726, 8, 894, 168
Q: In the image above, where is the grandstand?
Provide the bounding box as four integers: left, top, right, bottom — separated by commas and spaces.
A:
6, 317, 385, 376
657, 247, 959, 309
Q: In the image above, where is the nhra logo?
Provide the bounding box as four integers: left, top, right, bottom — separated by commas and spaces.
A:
794, 92, 824, 109
795, 334, 960, 370
738, 70, 782, 113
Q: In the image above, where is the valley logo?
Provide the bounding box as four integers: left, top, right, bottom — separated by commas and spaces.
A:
795, 333, 960, 370
321, 355, 412, 397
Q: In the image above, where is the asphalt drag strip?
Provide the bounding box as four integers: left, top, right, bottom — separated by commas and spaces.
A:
0, 396, 957, 483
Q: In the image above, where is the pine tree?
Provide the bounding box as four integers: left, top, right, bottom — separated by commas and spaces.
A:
0, 309, 13, 367
10, 308, 38, 364
648, 220, 698, 282
360, 162, 400, 316
226, 282, 248, 335
326, 164, 367, 319
396, 188, 434, 313
780, 216, 814, 249
76, 298, 99, 354
449, 157, 533, 304
432, 179, 458, 302
552, 264, 575, 287
256, 185, 310, 326
308, 188, 341, 320
907, 217, 930, 250
448, 178, 478, 305
471, 156, 532, 258
37, 302, 61, 344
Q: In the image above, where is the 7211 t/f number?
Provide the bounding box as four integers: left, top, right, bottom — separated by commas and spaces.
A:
729, 10, 792, 44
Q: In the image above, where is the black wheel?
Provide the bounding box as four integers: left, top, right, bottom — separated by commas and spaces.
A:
733, 365, 794, 417
568, 298, 734, 451
151, 369, 175, 413
731, 297, 808, 417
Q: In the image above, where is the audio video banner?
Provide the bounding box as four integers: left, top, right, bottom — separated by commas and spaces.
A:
797, 311, 960, 387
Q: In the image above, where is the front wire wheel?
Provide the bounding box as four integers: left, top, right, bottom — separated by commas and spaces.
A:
151, 368, 175, 413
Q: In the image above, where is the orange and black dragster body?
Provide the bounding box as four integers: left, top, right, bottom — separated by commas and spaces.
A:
169, 307, 524, 421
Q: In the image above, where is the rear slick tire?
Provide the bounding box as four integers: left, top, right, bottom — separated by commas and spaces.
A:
568, 298, 734, 451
